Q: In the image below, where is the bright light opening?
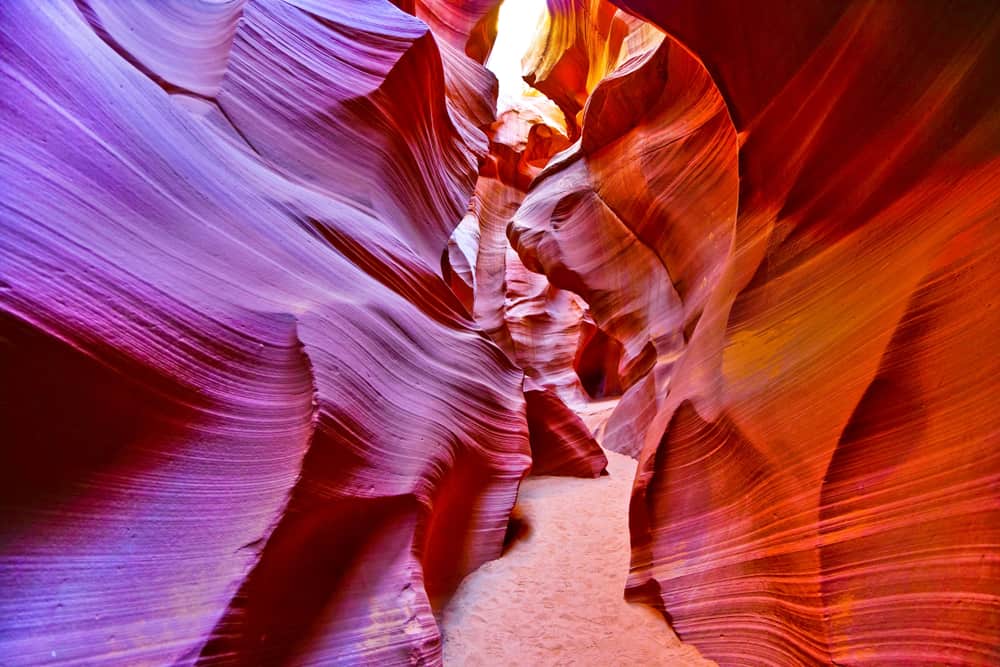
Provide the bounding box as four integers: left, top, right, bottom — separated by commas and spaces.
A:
485, 0, 565, 134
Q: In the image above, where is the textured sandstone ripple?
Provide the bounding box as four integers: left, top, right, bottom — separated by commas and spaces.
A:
3, 0, 998, 664
1, 2, 528, 663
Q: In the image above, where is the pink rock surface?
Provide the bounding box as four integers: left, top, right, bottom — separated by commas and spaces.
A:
524, 384, 607, 478
3, 1, 998, 665
1, 2, 530, 663
446, 106, 607, 478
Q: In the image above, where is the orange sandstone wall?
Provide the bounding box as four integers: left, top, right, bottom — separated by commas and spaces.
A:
601, 1, 1000, 664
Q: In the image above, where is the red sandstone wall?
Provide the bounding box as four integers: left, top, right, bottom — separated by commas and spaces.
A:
602, 2, 1000, 663
2, 1, 997, 665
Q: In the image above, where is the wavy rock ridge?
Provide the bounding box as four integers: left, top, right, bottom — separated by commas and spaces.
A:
2, 0, 998, 666
511, 0, 998, 664
1, 1, 531, 664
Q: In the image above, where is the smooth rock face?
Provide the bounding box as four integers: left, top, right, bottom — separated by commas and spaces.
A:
1, 2, 532, 664
508, 30, 739, 444
447, 106, 608, 478
524, 385, 607, 478
595, 1, 999, 665
3, 0, 998, 665
522, 0, 658, 140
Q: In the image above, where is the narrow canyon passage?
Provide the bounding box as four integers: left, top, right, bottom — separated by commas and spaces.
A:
1, 1, 997, 666
440, 447, 712, 666
437, 12, 713, 660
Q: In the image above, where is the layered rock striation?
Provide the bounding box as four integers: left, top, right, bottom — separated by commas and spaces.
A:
547, 1, 998, 664
446, 105, 606, 478
1, 2, 528, 664
2, 0, 998, 665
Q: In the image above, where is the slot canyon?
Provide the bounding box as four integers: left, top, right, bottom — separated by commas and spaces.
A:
1, 0, 998, 665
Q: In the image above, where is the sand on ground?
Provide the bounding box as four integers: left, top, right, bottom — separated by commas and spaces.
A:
439, 447, 714, 666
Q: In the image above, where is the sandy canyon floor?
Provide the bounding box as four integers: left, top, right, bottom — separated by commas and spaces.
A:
439, 447, 714, 666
